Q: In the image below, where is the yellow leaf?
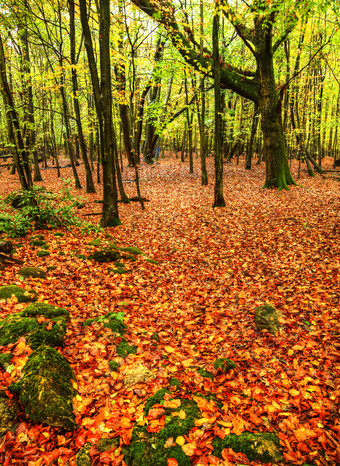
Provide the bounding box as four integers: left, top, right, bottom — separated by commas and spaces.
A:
176, 436, 185, 446
182, 443, 195, 456
288, 349, 294, 356
182, 359, 193, 367
289, 389, 300, 397
164, 346, 175, 353
165, 399, 181, 409
195, 417, 210, 426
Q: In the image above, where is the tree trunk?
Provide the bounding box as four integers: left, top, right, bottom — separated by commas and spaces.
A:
212, 8, 225, 207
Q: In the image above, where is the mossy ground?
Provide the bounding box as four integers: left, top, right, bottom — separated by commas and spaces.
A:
18, 267, 46, 279
0, 285, 37, 303
125, 389, 199, 466
19, 346, 77, 430
212, 431, 283, 463
213, 358, 236, 372
84, 311, 127, 335
37, 250, 50, 257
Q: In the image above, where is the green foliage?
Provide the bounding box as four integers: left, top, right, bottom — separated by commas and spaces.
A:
0, 184, 86, 237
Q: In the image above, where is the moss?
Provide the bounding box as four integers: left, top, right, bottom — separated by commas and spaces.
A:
214, 358, 236, 372
0, 352, 12, 369
0, 304, 68, 348
0, 395, 19, 436
124, 254, 137, 261
88, 238, 101, 246
76, 443, 92, 466
0, 285, 37, 303
19, 346, 77, 430
169, 378, 181, 388
114, 261, 125, 268
125, 390, 200, 466
111, 267, 131, 274
37, 250, 50, 257
76, 254, 87, 260
145, 258, 158, 265
59, 251, 65, 256
197, 368, 215, 379
119, 247, 143, 255
117, 340, 137, 358
31, 234, 45, 241
151, 332, 160, 342
8, 380, 23, 395
18, 267, 46, 279
84, 311, 127, 336
88, 249, 120, 263
30, 239, 47, 247
54, 232, 65, 237
97, 437, 119, 452
21, 302, 70, 320
109, 360, 120, 372
212, 431, 283, 463
41, 244, 50, 250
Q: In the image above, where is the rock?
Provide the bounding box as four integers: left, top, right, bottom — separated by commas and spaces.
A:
0, 352, 12, 370
88, 248, 120, 263
18, 346, 77, 430
0, 285, 37, 303
97, 437, 119, 452
0, 393, 19, 436
212, 431, 283, 463
0, 303, 68, 349
255, 304, 282, 334
18, 267, 46, 279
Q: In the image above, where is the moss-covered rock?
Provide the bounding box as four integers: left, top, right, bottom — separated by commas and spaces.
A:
0, 393, 19, 436
30, 239, 47, 247
213, 358, 236, 372
0, 285, 37, 303
88, 249, 120, 263
88, 238, 101, 246
212, 431, 283, 463
119, 247, 143, 255
54, 232, 65, 237
21, 302, 70, 321
18, 267, 46, 279
255, 305, 282, 334
0, 303, 69, 349
124, 389, 200, 466
37, 250, 50, 257
197, 368, 215, 379
19, 346, 77, 430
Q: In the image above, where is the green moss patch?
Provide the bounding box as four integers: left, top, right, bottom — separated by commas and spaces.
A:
117, 340, 137, 357
213, 358, 235, 372
54, 232, 65, 237
212, 431, 283, 463
84, 311, 127, 335
97, 437, 119, 452
109, 360, 120, 372
88, 249, 121, 263
37, 250, 50, 257
18, 267, 46, 279
197, 368, 215, 379
0, 285, 37, 303
88, 238, 101, 246
76, 443, 92, 466
0, 352, 12, 370
0, 394, 19, 436
18, 346, 77, 430
0, 303, 69, 349
145, 258, 158, 265
125, 389, 199, 466
119, 247, 143, 255
30, 239, 47, 247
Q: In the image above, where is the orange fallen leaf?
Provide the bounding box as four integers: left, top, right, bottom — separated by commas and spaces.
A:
182, 443, 196, 456
164, 399, 181, 409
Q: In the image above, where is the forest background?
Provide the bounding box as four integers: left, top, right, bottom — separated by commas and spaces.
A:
0, 0, 339, 465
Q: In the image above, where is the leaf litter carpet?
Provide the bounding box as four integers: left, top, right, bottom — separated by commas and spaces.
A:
0, 156, 339, 465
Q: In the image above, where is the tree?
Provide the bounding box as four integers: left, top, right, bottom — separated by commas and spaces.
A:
129, 0, 307, 190
79, 0, 121, 226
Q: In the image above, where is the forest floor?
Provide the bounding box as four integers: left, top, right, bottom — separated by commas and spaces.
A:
0, 154, 339, 466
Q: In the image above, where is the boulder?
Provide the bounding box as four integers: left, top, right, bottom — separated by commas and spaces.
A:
255, 304, 282, 334
18, 267, 46, 279
0, 392, 19, 436
18, 346, 77, 430
0, 285, 37, 303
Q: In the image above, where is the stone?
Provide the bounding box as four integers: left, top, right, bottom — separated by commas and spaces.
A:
255, 304, 282, 334
0, 285, 37, 303
18, 267, 46, 279
18, 346, 77, 430
0, 393, 19, 436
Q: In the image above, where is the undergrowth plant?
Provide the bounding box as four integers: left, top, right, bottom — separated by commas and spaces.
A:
0, 181, 98, 237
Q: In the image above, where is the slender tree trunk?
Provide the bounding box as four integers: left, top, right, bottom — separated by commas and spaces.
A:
212, 8, 225, 207
68, 0, 95, 193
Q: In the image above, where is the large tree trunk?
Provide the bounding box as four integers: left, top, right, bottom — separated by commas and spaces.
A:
256, 18, 296, 190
